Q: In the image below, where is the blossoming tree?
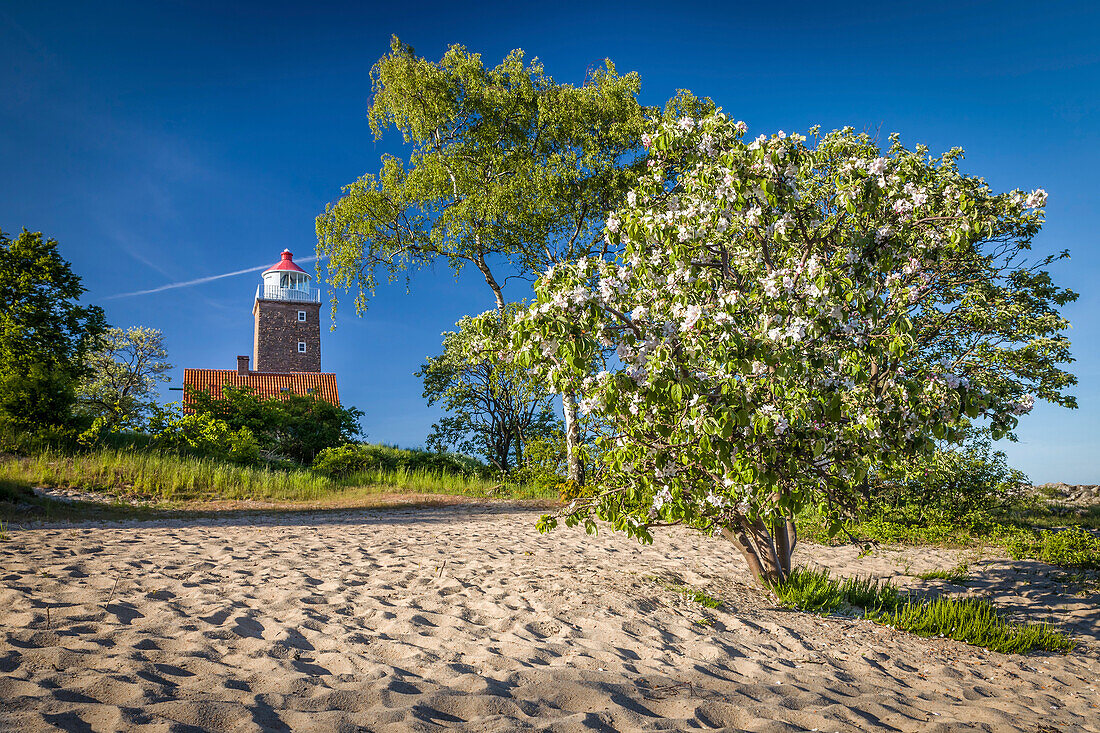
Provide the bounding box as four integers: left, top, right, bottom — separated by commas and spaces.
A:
507, 113, 1075, 586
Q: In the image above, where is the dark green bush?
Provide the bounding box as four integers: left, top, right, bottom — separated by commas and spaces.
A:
185, 386, 363, 464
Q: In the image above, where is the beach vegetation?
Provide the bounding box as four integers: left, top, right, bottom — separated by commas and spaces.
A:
510, 112, 1075, 587
0, 446, 554, 508
914, 564, 971, 583
181, 386, 363, 464
774, 567, 1073, 654
1006, 526, 1100, 568
311, 442, 491, 479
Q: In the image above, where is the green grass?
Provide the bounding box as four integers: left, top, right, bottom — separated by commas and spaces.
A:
772, 567, 900, 614
797, 503, 1100, 571
872, 596, 1075, 654
1005, 526, 1100, 568
773, 566, 1074, 655
914, 563, 970, 583
0, 447, 556, 508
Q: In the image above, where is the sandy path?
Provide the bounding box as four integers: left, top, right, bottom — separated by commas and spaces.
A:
1, 506, 1097, 732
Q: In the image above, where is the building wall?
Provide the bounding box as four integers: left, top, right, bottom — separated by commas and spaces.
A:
252, 299, 321, 373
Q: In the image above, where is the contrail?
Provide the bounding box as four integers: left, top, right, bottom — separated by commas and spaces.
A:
105, 255, 321, 299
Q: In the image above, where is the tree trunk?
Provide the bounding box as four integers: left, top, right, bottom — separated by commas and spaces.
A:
561, 391, 584, 485
721, 518, 789, 587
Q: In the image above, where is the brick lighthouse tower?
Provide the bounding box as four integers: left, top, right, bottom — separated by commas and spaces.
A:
253, 249, 321, 373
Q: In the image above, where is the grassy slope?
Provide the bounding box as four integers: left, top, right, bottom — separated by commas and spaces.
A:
0, 448, 558, 519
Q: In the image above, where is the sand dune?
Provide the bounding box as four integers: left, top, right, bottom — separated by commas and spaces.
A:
1, 505, 1097, 732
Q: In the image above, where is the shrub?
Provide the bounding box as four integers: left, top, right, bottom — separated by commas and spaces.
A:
871, 432, 1030, 520
151, 410, 260, 465
312, 443, 490, 480
185, 386, 363, 464
309, 443, 367, 478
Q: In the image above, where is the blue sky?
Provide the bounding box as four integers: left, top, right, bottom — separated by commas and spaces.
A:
2, 1, 1097, 482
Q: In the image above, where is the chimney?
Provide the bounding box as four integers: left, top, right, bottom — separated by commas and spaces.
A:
236, 355, 250, 375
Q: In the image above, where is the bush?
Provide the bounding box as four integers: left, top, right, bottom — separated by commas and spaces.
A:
503, 436, 568, 495
151, 410, 260, 465
0, 425, 76, 455
186, 386, 363, 464
312, 443, 490, 480
871, 432, 1029, 520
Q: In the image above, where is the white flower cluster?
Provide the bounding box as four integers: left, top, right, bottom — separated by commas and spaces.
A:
1011, 394, 1035, 415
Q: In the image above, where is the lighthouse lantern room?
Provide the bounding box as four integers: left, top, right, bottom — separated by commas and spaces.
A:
258, 249, 321, 303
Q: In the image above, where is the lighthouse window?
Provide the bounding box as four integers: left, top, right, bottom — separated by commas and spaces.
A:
298, 342, 307, 353
298, 311, 306, 322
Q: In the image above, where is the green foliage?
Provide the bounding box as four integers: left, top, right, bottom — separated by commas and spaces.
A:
184, 386, 363, 464
1006, 526, 1100, 568
774, 566, 1073, 654
773, 567, 901, 614
0, 473, 34, 504
318, 39, 711, 484
150, 407, 260, 465
318, 36, 711, 314
7, 448, 329, 501
419, 308, 559, 470
0, 229, 107, 433
311, 442, 490, 479
76, 326, 172, 431
871, 431, 1030, 520
0, 424, 73, 455
503, 434, 582, 500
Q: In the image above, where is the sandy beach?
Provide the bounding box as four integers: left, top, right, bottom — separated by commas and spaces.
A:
1, 505, 1097, 732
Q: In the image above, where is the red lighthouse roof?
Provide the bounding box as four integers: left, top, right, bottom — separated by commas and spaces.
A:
262, 249, 307, 275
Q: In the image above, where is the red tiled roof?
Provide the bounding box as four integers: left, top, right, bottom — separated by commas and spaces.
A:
182, 369, 340, 409
262, 249, 308, 275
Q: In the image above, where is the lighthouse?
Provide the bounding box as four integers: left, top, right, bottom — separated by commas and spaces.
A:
252, 249, 322, 373
182, 248, 339, 410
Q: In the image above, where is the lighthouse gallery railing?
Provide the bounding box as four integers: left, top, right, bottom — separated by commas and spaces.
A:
256, 285, 322, 303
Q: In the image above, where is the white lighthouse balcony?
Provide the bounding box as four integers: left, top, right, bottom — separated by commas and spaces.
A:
256, 284, 322, 303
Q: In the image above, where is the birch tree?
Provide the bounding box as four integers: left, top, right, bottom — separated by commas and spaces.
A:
316, 36, 710, 482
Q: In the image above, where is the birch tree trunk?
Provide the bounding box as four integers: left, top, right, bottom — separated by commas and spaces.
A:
561, 390, 584, 485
